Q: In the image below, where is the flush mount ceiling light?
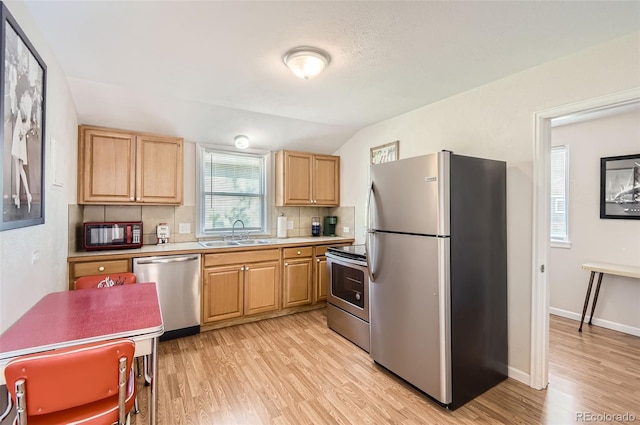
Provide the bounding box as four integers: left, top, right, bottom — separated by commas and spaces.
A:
234, 135, 249, 149
283, 46, 331, 80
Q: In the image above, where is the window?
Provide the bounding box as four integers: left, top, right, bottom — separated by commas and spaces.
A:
198, 147, 269, 236
550, 145, 569, 243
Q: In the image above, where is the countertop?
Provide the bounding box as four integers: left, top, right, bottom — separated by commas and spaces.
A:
68, 236, 355, 261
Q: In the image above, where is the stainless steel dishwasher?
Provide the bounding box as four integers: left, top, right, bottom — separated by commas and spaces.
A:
133, 254, 201, 341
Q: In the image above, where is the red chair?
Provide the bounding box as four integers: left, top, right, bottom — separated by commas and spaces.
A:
74, 272, 137, 290
3, 339, 136, 425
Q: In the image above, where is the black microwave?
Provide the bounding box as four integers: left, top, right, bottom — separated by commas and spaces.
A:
83, 221, 143, 251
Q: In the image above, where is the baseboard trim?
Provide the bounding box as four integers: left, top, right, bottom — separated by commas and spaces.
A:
549, 307, 640, 337
507, 366, 530, 386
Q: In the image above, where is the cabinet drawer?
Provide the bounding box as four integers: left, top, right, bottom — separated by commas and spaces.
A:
72, 259, 131, 278
204, 249, 279, 267
314, 245, 329, 256
283, 247, 313, 259
314, 243, 351, 257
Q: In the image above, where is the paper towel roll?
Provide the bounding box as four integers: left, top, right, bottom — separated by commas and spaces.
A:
277, 216, 287, 238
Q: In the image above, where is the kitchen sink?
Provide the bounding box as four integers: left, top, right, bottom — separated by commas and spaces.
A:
235, 239, 272, 245
199, 241, 240, 248
199, 239, 273, 248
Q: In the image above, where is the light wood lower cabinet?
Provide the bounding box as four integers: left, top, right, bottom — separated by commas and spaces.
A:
244, 261, 281, 315
202, 264, 243, 322
314, 253, 330, 303
282, 247, 313, 308
202, 250, 280, 323
69, 259, 131, 290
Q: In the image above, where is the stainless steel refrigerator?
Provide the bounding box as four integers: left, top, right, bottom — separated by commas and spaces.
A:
366, 151, 507, 409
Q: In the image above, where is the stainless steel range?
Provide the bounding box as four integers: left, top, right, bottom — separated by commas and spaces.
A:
326, 245, 370, 352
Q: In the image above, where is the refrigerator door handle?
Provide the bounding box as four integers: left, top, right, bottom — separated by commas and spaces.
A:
365, 182, 376, 282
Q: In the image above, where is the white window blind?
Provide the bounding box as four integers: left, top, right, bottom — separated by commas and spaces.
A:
200, 149, 266, 234
550, 145, 569, 242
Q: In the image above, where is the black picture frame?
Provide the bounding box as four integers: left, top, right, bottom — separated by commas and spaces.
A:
600, 153, 640, 220
0, 2, 46, 231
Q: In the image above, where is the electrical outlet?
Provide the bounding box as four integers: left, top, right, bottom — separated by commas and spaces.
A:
32, 250, 40, 264
287, 220, 294, 230
343, 226, 350, 234
178, 223, 191, 234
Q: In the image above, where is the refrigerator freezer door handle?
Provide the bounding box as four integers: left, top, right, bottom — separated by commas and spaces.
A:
366, 229, 375, 282
365, 182, 376, 282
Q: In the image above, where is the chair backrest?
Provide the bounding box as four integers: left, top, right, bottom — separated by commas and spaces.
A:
75, 272, 137, 290
4, 339, 136, 425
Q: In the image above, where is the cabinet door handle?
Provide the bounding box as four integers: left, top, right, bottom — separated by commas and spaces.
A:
130, 197, 134, 201
245, 266, 249, 271
98, 266, 105, 272
240, 266, 245, 271
136, 197, 141, 201
284, 262, 288, 266
317, 259, 320, 263
297, 251, 301, 255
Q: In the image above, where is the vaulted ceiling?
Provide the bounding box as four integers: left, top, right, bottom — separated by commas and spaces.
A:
24, 1, 640, 153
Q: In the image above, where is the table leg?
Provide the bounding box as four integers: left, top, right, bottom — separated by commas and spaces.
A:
579, 271, 596, 332
150, 337, 158, 425
0, 386, 12, 422
588, 272, 604, 325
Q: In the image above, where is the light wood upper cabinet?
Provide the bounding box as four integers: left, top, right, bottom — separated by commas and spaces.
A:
275, 150, 340, 206
135, 135, 183, 204
78, 125, 183, 205
313, 154, 340, 206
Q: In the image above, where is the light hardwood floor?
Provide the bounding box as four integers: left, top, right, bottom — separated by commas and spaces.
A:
130, 311, 640, 425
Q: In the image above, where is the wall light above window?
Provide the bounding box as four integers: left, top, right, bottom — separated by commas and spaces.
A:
283, 46, 330, 80
234, 135, 249, 149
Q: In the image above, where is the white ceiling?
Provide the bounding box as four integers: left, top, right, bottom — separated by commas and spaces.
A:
24, 1, 640, 154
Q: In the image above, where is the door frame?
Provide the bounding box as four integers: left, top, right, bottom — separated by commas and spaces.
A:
530, 87, 640, 390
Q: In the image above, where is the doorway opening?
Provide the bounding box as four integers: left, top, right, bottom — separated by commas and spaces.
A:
530, 88, 640, 390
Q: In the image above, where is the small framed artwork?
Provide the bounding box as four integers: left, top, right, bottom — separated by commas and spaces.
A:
1, 3, 47, 231
371, 141, 399, 165
600, 153, 640, 219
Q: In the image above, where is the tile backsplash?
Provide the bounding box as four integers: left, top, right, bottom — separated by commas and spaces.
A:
69, 204, 197, 251
69, 204, 355, 252
273, 206, 355, 238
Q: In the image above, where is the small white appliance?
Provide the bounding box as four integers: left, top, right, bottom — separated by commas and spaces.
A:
156, 223, 170, 244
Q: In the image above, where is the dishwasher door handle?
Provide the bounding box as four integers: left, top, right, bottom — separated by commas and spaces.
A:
135, 255, 200, 265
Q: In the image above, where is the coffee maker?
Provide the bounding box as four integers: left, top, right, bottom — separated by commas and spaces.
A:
323, 216, 337, 236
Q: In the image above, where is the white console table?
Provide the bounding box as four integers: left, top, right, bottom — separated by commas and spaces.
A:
579, 262, 640, 332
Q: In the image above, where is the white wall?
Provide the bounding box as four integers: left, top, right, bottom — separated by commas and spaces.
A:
0, 2, 78, 332
335, 31, 640, 380
549, 109, 640, 334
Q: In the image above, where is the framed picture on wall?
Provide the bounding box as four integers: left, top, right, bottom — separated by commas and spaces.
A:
0, 3, 47, 231
370, 141, 399, 165
600, 153, 640, 219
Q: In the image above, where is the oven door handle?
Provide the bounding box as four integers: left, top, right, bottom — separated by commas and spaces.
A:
365, 182, 376, 282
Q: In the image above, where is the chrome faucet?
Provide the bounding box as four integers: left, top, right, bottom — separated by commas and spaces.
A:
231, 219, 245, 240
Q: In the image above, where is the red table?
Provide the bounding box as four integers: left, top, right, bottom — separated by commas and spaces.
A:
0, 283, 164, 425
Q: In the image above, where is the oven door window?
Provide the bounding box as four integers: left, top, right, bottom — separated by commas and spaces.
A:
331, 262, 365, 309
